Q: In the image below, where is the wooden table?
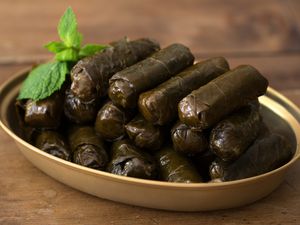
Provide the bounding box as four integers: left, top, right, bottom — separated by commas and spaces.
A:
0, 0, 300, 224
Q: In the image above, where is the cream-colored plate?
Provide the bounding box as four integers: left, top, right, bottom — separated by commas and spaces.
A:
0, 68, 300, 211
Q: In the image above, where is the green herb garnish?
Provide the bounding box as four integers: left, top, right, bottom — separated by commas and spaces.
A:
18, 7, 108, 101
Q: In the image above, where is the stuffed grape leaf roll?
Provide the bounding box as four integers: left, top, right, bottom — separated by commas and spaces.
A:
171, 121, 208, 155
70, 38, 160, 102
64, 89, 99, 124
94, 101, 134, 141
178, 65, 268, 130
108, 43, 194, 108
209, 159, 229, 180
139, 57, 229, 125
15, 100, 37, 142
209, 133, 293, 181
68, 126, 108, 170
125, 114, 165, 151
155, 146, 203, 183
107, 139, 157, 179
209, 101, 261, 162
35, 131, 71, 161
23, 91, 64, 129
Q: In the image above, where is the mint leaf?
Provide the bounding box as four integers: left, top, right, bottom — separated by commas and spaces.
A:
18, 62, 68, 100
18, 7, 109, 101
79, 44, 108, 58
55, 48, 79, 61
44, 41, 67, 53
58, 7, 82, 48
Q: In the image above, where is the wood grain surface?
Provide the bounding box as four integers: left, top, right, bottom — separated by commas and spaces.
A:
0, 0, 300, 224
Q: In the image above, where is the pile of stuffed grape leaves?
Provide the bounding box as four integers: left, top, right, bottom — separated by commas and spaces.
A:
16, 37, 294, 183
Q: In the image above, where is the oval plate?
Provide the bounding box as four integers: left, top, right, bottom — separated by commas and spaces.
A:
0, 68, 300, 211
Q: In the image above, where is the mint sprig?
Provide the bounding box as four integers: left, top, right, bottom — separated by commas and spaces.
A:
18, 7, 108, 101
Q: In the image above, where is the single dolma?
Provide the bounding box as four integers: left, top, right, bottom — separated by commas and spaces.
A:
125, 114, 164, 151
68, 126, 108, 170
70, 38, 160, 102
139, 57, 229, 125
209, 102, 261, 162
35, 131, 71, 161
23, 91, 64, 129
94, 101, 134, 141
209, 159, 229, 180
171, 121, 208, 155
178, 65, 268, 130
107, 139, 157, 179
64, 89, 99, 124
209, 133, 293, 181
108, 43, 194, 108
155, 146, 203, 183
15, 100, 37, 142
